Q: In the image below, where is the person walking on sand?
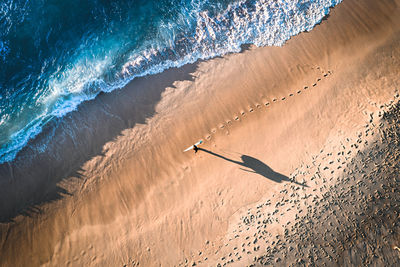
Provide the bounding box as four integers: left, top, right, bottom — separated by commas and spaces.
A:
183, 140, 203, 153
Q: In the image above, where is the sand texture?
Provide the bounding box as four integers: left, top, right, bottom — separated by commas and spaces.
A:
1, 0, 400, 266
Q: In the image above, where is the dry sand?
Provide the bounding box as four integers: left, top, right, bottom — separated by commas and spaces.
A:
1, 0, 400, 266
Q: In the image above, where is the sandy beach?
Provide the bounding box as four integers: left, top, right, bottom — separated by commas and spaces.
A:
1, 0, 400, 266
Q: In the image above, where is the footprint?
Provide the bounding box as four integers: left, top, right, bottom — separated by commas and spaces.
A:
297, 90, 301, 94
219, 124, 225, 129
256, 104, 261, 108
241, 111, 245, 115
317, 78, 321, 82
289, 93, 293, 97
324, 73, 328, 77
234, 116, 239, 121
272, 98, 277, 102
281, 97, 286, 101
249, 108, 254, 112
304, 86, 308, 90
265, 102, 270, 106
206, 135, 211, 140
211, 128, 217, 133
313, 83, 317, 87
226, 120, 232, 124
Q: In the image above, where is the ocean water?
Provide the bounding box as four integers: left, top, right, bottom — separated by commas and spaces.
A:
0, 0, 341, 163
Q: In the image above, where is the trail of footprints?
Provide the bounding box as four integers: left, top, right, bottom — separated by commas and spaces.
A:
179, 93, 400, 267
123, 67, 333, 267
202, 67, 332, 143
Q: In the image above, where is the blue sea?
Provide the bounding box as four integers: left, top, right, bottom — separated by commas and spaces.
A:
0, 0, 341, 163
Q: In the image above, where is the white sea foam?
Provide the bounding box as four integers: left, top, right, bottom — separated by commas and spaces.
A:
0, 0, 342, 164
121, 0, 341, 81
43, 0, 343, 120
43, 56, 112, 116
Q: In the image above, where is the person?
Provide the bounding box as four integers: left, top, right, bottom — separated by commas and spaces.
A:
193, 144, 198, 153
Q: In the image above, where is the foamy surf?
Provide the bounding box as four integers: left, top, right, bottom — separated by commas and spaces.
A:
0, 0, 342, 164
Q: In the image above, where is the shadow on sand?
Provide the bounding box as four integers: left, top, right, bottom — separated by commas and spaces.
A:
0, 43, 258, 223
0, 62, 200, 223
199, 148, 307, 187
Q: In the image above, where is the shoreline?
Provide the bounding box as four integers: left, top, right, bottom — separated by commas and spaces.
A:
1, 0, 400, 266
0, 61, 202, 222
0, 0, 343, 166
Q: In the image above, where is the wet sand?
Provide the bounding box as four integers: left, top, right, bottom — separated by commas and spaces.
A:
1, 0, 400, 266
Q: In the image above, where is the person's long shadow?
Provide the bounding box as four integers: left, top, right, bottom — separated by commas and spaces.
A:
199, 148, 308, 187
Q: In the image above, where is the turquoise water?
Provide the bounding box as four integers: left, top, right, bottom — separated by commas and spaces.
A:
0, 0, 341, 163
